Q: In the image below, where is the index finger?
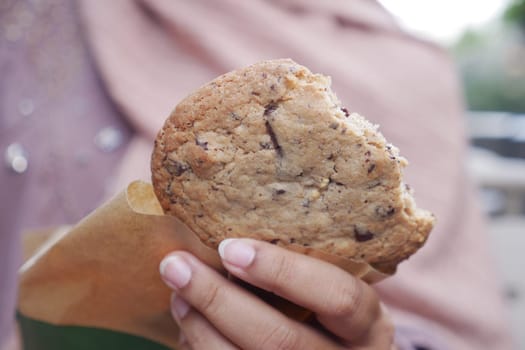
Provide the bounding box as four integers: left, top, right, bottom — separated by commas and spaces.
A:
218, 238, 381, 342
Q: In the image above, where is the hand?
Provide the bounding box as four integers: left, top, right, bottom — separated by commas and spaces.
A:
159, 239, 394, 349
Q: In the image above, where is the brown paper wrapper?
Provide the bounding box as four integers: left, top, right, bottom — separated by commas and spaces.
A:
18, 181, 389, 349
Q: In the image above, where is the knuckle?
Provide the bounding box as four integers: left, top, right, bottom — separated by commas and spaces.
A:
258, 323, 300, 350
324, 277, 363, 318
384, 320, 395, 342
197, 282, 222, 315
368, 316, 395, 350
267, 253, 296, 292
189, 333, 211, 350
380, 310, 396, 345
181, 321, 208, 349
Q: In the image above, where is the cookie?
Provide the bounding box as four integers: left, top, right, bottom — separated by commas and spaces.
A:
151, 59, 434, 273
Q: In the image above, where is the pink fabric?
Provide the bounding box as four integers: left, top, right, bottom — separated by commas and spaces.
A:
78, 0, 514, 349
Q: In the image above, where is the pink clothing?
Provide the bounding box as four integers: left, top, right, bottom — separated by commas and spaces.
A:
80, 1, 513, 347
0, 0, 132, 346
0, 0, 514, 348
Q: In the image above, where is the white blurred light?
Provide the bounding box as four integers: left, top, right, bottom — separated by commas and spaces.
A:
379, 0, 510, 43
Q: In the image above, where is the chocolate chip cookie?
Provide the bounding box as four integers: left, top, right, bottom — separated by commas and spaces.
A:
151, 59, 434, 273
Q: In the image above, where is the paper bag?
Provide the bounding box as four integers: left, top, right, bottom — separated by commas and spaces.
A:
18, 181, 389, 349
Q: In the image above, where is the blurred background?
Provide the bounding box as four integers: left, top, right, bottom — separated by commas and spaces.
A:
1, 1, 524, 349
380, 0, 525, 348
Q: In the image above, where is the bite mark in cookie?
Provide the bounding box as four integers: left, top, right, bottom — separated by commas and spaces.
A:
151, 59, 435, 273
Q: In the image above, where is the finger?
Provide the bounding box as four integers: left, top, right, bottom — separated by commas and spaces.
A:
218, 238, 381, 342
160, 252, 341, 350
366, 305, 395, 349
345, 305, 395, 349
170, 293, 238, 350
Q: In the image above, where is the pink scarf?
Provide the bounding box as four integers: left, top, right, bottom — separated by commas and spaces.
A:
79, 1, 513, 349
78, 0, 398, 189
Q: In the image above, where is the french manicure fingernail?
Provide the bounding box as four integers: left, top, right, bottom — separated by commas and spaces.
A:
171, 293, 190, 322
218, 239, 255, 268
160, 255, 192, 289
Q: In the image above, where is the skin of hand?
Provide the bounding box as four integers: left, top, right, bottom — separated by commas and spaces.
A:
159, 238, 395, 350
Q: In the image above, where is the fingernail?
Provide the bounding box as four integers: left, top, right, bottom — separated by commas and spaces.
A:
218, 239, 255, 268
171, 293, 190, 322
160, 255, 192, 289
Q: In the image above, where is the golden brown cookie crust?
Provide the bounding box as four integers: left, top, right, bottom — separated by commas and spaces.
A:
151, 59, 434, 273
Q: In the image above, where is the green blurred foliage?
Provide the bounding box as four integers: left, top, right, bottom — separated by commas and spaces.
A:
505, 0, 525, 29
452, 0, 525, 113
461, 68, 525, 113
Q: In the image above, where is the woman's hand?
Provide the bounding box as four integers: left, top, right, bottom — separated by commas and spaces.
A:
159, 239, 394, 349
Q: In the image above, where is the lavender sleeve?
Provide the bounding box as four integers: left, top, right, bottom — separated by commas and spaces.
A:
0, 0, 131, 344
